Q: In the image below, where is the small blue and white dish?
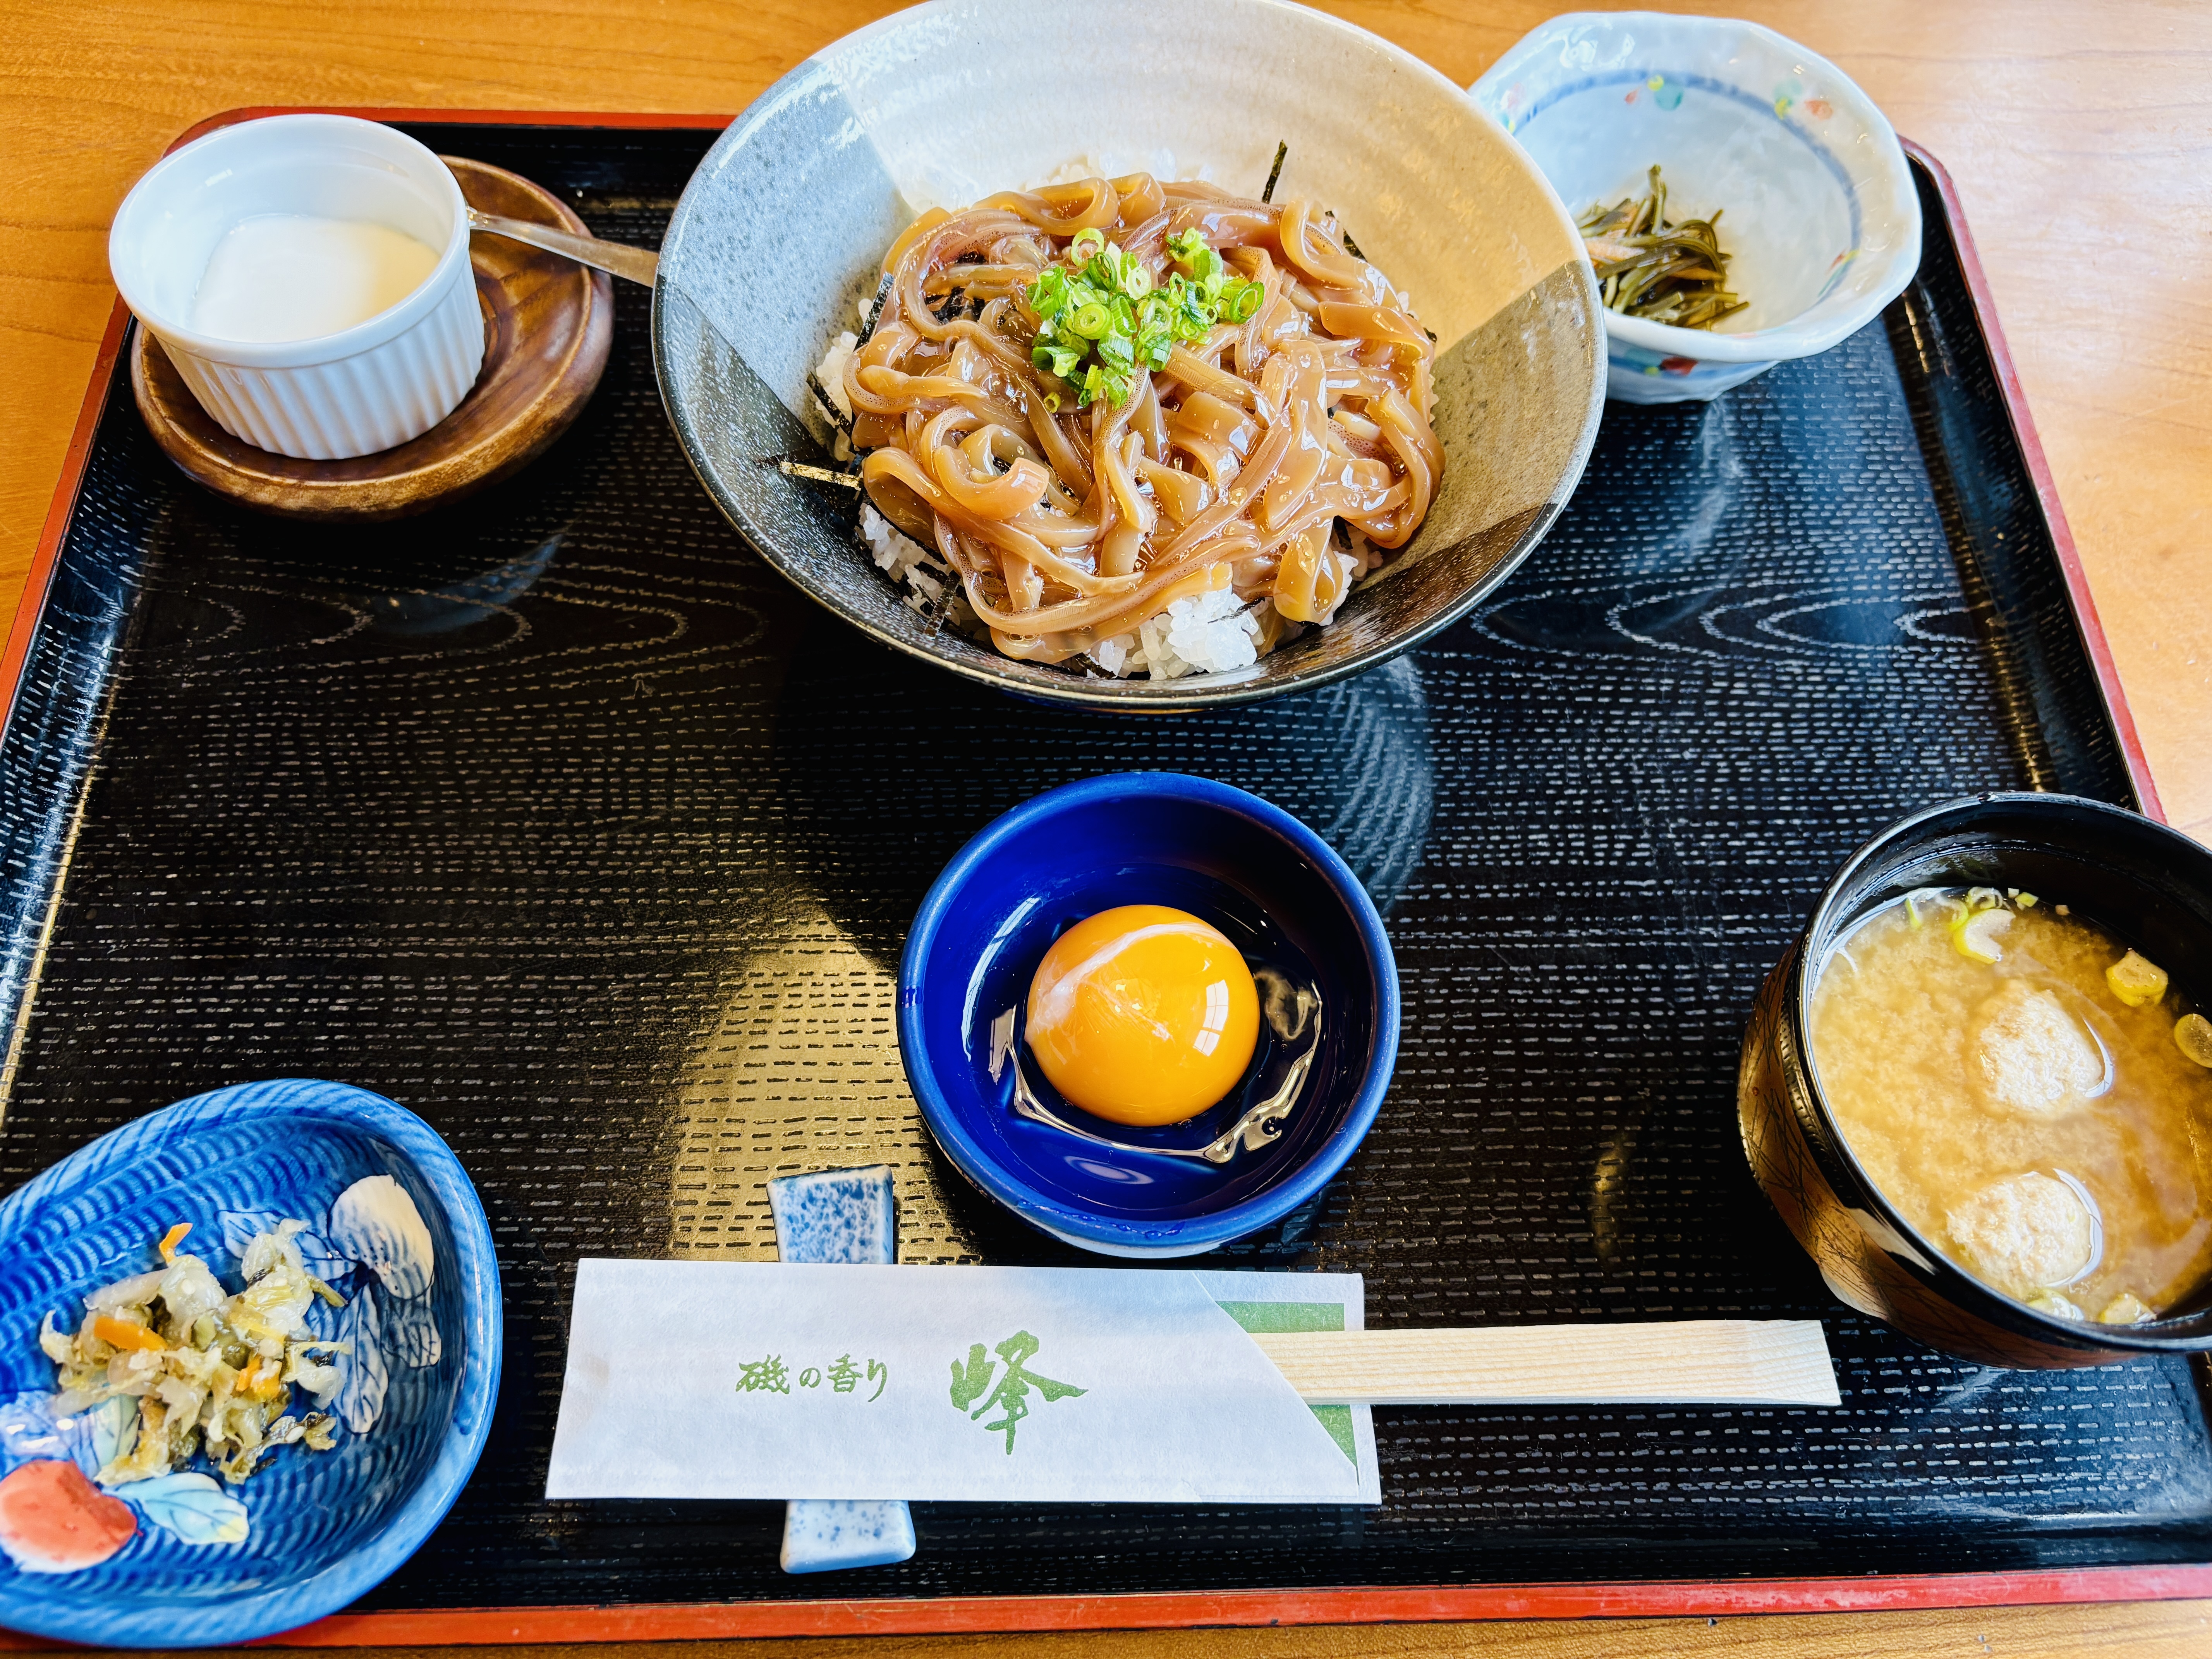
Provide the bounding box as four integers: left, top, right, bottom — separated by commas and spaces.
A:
0, 1079, 500, 1648
1471, 12, 1921, 403
898, 773, 1400, 1258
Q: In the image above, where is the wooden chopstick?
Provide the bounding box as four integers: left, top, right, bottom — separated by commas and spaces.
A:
1249, 1320, 1840, 1407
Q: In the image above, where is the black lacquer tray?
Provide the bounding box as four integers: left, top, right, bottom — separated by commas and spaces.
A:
0, 114, 2201, 1645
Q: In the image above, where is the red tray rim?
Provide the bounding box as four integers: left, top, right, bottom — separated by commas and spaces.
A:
5, 1568, 2212, 1649
0, 107, 2186, 1650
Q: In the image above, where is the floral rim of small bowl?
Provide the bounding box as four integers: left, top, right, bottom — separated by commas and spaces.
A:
1470, 10, 1922, 366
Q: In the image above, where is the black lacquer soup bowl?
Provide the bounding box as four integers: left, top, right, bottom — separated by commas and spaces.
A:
1740, 792, 2212, 1369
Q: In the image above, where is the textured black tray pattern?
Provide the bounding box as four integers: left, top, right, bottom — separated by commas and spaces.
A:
0, 125, 2201, 1611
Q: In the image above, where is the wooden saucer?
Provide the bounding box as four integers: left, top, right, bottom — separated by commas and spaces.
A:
131, 156, 616, 521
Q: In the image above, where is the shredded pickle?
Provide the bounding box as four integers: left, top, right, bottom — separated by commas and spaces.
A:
157, 1221, 192, 1264
43, 1222, 350, 1488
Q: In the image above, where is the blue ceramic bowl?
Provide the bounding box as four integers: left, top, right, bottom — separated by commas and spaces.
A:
899, 774, 1400, 1256
0, 1079, 499, 1647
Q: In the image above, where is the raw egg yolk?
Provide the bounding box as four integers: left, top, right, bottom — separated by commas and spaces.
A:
1025, 904, 1260, 1127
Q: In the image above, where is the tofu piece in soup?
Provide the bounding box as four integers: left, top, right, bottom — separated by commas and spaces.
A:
1812, 889, 2212, 1322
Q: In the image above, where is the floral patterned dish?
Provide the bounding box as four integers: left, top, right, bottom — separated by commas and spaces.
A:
1471, 12, 1922, 403
0, 1079, 498, 1647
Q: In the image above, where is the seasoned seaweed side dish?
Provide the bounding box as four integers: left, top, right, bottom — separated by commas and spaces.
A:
1579, 165, 1747, 330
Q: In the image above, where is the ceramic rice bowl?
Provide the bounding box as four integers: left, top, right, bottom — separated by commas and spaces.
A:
653, 0, 1605, 709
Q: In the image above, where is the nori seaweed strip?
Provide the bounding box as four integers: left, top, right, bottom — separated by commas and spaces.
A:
806, 373, 853, 436
857, 272, 894, 345
941, 253, 987, 324
831, 272, 893, 514
1262, 141, 1287, 204
805, 366, 867, 524
778, 460, 862, 489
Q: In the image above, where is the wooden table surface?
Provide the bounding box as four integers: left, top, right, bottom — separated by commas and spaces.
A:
5, 2, 2211, 1654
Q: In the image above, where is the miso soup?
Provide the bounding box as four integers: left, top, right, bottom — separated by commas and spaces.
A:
1809, 886, 2212, 1323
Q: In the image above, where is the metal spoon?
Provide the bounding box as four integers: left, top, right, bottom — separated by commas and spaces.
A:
465, 208, 658, 287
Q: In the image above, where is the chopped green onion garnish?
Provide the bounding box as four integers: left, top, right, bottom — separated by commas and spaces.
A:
1026, 229, 1270, 407
1029, 267, 1069, 319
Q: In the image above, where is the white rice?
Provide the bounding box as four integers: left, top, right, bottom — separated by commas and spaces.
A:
1089, 632, 1139, 677
1146, 588, 1260, 679
902, 150, 1219, 215
816, 331, 857, 422
1034, 150, 1216, 189
814, 329, 859, 461
858, 502, 977, 627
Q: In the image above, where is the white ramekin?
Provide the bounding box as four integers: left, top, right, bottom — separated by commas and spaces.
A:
109, 114, 485, 459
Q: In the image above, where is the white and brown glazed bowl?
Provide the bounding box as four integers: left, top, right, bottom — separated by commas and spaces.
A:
1740, 793, 2212, 1369
650, 0, 1606, 710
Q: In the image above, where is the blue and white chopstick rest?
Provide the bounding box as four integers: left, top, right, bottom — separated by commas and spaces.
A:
768, 1166, 915, 1574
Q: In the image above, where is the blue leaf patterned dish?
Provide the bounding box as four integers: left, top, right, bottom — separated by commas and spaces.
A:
0, 1079, 499, 1647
